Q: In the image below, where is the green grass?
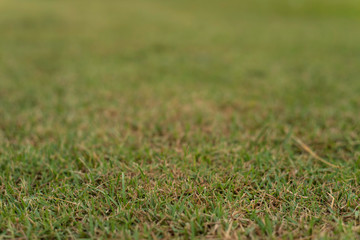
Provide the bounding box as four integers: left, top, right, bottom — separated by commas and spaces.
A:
0, 0, 360, 239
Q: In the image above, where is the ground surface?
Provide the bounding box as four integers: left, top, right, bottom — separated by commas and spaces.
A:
0, 0, 360, 239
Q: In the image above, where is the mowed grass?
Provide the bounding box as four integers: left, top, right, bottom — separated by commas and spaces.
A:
0, 0, 360, 239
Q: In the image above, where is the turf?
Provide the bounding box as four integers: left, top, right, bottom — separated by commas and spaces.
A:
0, 0, 360, 239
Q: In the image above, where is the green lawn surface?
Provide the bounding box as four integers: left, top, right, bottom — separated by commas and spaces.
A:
0, 0, 360, 239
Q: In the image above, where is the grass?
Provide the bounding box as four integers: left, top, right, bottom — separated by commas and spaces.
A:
0, 0, 360, 239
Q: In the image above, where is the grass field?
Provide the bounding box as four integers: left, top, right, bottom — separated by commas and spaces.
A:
1, 0, 360, 239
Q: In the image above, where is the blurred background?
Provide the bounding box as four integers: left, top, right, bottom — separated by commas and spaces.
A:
0, 0, 359, 156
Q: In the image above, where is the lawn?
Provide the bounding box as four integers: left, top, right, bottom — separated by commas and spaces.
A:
0, 0, 360, 239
